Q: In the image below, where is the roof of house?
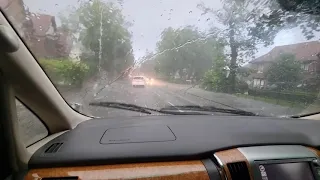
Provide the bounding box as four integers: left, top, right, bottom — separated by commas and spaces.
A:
250, 41, 320, 64
30, 13, 57, 36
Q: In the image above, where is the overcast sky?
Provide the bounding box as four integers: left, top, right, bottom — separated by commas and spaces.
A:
23, 0, 311, 61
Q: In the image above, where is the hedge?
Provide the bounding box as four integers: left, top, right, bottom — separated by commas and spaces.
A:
248, 89, 318, 104
39, 58, 89, 86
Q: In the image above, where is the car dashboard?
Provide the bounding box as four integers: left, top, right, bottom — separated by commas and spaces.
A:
25, 115, 320, 180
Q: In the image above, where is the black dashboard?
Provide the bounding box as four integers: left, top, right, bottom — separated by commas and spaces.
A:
26, 115, 320, 180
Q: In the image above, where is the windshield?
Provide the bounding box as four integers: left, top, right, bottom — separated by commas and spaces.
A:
3, 0, 320, 118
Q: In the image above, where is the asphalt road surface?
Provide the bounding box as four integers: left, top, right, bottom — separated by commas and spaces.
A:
85, 79, 301, 118
88, 80, 220, 118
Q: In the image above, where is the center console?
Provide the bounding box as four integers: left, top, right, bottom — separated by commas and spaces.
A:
214, 145, 320, 180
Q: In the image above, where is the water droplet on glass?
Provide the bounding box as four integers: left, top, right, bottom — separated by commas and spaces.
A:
189, 11, 192, 13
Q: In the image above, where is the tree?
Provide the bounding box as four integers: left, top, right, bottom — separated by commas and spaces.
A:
59, 0, 134, 77
202, 52, 229, 91
153, 26, 225, 82
139, 50, 157, 77
253, 0, 320, 40
266, 53, 302, 89
198, 0, 277, 93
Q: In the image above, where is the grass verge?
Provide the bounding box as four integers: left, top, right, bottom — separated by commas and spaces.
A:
235, 93, 309, 109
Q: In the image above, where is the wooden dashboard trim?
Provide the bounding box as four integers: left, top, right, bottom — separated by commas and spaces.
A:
214, 148, 253, 180
308, 147, 320, 157
25, 160, 210, 180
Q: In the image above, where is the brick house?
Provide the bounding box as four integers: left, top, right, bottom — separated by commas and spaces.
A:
0, 0, 73, 59
24, 13, 73, 58
248, 41, 320, 89
0, 0, 27, 36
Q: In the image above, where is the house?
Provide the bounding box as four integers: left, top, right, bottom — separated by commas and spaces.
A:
0, 1, 73, 58
26, 13, 58, 58
0, 0, 26, 36
248, 41, 320, 88
56, 27, 73, 58
23, 12, 73, 58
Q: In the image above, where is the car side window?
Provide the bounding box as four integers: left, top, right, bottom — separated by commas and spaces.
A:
16, 99, 48, 146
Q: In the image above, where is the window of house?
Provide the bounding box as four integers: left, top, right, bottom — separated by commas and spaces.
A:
257, 64, 264, 73
308, 62, 316, 72
253, 79, 260, 87
260, 80, 265, 87
301, 63, 309, 71
16, 99, 48, 147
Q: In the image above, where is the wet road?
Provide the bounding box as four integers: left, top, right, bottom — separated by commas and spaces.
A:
85, 79, 302, 118
87, 79, 231, 117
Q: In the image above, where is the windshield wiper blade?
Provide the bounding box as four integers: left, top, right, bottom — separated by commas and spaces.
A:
89, 102, 153, 114
160, 105, 258, 116
89, 102, 209, 115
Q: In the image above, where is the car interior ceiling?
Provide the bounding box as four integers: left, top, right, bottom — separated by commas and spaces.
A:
2, 0, 320, 179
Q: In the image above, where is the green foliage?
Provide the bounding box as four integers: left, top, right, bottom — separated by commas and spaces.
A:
39, 59, 89, 86
256, 0, 320, 40
153, 26, 225, 82
59, 0, 134, 77
202, 69, 229, 91
266, 53, 302, 88
198, 0, 278, 92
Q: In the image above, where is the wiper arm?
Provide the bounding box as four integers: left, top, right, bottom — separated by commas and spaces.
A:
89, 102, 153, 114
89, 102, 209, 115
160, 105, 258, 116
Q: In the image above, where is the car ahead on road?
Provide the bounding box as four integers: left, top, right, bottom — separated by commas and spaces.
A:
132, 76, 146, 87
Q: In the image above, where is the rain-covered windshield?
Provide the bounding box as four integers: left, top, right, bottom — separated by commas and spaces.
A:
3, 0, 320, 118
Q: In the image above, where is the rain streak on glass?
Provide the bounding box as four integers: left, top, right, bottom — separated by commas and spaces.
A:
3, 0, 320, 121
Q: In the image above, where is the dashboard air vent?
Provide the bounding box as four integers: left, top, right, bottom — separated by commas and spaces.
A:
227, 161, 250, 180
45, 143, 63, 153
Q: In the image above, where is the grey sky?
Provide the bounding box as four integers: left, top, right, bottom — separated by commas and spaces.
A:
23, 0, 311, 60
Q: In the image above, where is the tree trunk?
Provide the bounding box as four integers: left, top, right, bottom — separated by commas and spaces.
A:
228, 21, 238, 93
